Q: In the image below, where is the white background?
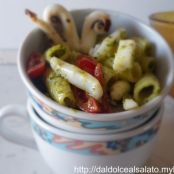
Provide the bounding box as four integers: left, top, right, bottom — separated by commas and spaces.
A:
0, 0, 173, 49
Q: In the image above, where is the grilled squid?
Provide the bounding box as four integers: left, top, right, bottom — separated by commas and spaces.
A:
80, 11, 111, 53
50, 57, 103, 100
25, 9, 64, 45
43, 4, 80, 50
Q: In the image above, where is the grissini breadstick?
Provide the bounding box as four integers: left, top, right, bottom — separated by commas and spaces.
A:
25, 9, 65, 45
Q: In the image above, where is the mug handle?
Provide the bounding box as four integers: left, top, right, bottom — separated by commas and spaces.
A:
0, 104, 37, 150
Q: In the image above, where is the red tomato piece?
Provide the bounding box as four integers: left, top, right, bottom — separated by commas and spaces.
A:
72, 87, 88, 102
76, 55, 97, 76
76, 55, 105, 86
75, 54, 110, 113
94, 63, 105, 86
101, 93, 111, 113
73, 87, 101, 113
27, 53, 46, 79
80, 97, 101, 113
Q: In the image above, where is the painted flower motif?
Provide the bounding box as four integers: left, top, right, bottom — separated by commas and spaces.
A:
31, 94, 54, 113
32, 120, 159, 156
33, 122, 53, 143
106, 141, 119, 150
119, 139, 130, 152
30, 97, 161, 156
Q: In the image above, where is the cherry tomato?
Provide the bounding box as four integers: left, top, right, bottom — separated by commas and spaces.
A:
76, 55, 97, 75
94, 63, 105, 86
75, 54, 110, 113
27, 53, 46, 79
101, 93, 111, 113
73, 87, 101, 113
73, 87, 88, 102
80, 97, 101, 113
76, 55, 104, 85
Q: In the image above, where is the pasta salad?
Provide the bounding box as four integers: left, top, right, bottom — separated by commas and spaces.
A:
25, 4, 160, 113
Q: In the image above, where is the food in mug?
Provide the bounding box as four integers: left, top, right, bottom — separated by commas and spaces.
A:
25, 4, 160, 113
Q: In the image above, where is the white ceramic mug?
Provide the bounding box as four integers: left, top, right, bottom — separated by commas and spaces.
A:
0, 101, 164, 174
18, 9, 174, 132
29, 97, 160, 135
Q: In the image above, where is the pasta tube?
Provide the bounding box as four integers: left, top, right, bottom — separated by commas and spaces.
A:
113, 39, 136, 73
123, 98, 138, 110
102, 57, 114, 69
67, 50, 81, 64
45, 44, 70, 62
134, 37, 152, 58
140, 56, 156, 73
45, 69, 76, 107
91, 28, 127, 61
118, 62, 142, 83
110, 80, 131, 101
102, 65, 116, 84
50, 57, 103, 100
134, 74, 160, 104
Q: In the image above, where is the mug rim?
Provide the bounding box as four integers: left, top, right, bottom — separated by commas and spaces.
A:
18, 8, 174, 120
27, 99, 163, 141
149, 11, 174, 25
29, 97, 158, 134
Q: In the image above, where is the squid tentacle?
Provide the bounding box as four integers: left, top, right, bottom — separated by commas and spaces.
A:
80, 11, 111, 53
25, 9, 65, 45
43, 4, 80, 50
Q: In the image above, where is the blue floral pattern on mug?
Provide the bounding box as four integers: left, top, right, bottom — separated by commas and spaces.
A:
31, 117, 161, 156
29, 93, 159, 131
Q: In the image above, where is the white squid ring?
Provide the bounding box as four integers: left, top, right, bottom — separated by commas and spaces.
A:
80, 11, 111, 53
43, 4, 80, 51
